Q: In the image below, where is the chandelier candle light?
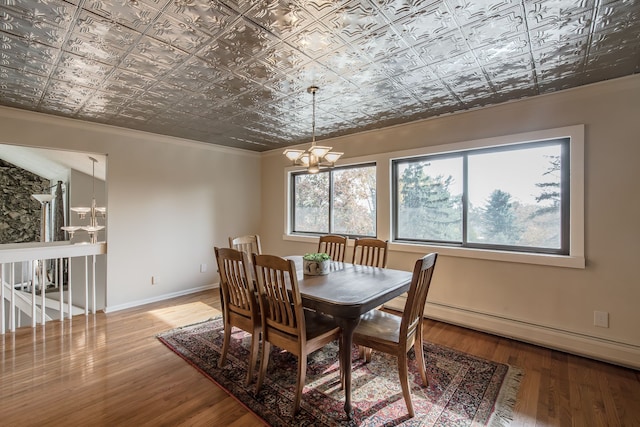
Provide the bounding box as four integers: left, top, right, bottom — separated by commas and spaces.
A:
283, 86, 343, 173
61, 156, 105, 244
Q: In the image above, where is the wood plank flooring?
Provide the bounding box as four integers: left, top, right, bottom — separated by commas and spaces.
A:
1, 291, 638, 426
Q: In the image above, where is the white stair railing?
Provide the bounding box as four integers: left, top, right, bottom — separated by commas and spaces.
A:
0, 241, 107, 334
1, 280, 52, 325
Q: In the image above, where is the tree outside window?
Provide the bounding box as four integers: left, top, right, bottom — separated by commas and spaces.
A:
292, 164, 376, 237
396, 158, 462, 242
393, 139, 568, 254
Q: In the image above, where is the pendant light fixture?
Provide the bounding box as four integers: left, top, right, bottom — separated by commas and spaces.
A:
283, 86, 343, 173
61, 156, 105, 243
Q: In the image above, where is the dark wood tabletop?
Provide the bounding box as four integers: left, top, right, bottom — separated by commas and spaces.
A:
290, 257, 412, 314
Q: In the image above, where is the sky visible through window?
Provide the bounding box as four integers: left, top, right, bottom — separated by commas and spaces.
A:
423, 144, 560, 207
469, 145, 560, 206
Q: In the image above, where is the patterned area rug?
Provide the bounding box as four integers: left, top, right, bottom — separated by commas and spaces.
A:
157, 317, 522, 427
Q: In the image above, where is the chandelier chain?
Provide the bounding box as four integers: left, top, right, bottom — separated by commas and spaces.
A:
310, 86, 317, 145
312, 91, 315, 144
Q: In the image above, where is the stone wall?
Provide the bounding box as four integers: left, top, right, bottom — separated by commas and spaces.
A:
0, 159, 51, 243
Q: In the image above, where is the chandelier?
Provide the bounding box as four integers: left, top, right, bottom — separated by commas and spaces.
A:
61, 156, 106, 244
283, 86, 343, 174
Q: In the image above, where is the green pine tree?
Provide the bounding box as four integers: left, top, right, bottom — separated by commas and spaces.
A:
398, 162, 460, 241
482, 189, 521, 244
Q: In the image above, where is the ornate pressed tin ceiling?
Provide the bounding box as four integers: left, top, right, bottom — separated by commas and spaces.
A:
1, 0, 639, 152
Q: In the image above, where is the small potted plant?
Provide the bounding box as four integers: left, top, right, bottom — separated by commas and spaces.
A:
303, 252, 331, 276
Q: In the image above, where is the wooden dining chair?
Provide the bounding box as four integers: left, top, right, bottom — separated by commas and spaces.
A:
214, 247, 261, 386
220, 235, 260, 325
229, 234, 262, 256
252, 253, 341, 415
317, 234, 347, 262
351, 237, 389, 358
352, 252, 438, 417
351, 237, 388, 268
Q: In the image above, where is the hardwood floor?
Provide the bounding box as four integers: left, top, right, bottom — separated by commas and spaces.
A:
1, 291, 638, 426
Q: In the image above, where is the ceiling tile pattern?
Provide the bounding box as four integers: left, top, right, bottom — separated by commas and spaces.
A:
1, 0, 638, 152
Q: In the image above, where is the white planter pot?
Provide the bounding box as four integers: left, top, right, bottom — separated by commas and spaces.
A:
303, 259, 330, 276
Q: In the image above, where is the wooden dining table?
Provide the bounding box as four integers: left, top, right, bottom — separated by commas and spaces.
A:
287, 256, 413, 419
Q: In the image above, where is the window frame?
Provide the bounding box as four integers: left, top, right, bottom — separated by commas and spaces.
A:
288, 162, 378, 239
391, 138, 571, 255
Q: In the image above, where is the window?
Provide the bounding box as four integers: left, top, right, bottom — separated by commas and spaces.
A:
291, 164, 376, 237
393, 139, 569, 255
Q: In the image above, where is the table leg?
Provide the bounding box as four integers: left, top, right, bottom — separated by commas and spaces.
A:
335, 316, 360, 419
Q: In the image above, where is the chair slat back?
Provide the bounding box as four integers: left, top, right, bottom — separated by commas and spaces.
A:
229, 234, 262, 256
400, 253, 438, 340
317, 234, 347, 262
253, 254, 303, 338
215, 247, 257, 317
352, 238, 388, 268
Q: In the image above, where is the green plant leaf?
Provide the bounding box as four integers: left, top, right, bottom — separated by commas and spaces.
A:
303, 252, 331, 262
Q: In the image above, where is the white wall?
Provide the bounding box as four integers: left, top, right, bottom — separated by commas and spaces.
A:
0, 106, 261, 311
259, 75, 640, 369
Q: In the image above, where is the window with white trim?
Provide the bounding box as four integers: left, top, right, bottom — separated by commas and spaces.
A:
290, 163, 376, 238
392, 139, 570, 255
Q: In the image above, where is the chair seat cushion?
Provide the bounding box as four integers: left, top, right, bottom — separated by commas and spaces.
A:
354, 309, 402, 345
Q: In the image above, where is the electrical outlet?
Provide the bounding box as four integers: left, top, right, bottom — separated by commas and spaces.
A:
200, 263, 207, 273
152, 276, 159, 285
594, 310, 609, 328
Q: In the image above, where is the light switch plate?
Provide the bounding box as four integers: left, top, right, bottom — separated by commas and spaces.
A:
594, 311, 609, 328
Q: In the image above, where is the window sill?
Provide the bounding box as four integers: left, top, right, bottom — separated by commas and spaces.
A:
283, 233, 584, 269
391, 241, 585, 269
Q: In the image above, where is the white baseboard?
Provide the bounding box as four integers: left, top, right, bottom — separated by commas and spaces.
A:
104, 283, 218, 313
424, 302, 640, 370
